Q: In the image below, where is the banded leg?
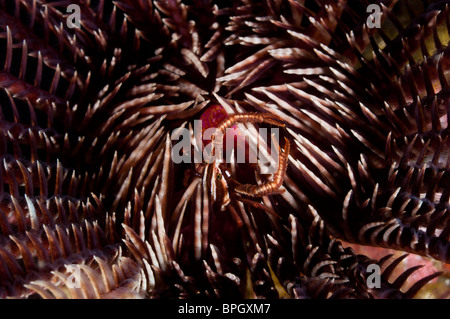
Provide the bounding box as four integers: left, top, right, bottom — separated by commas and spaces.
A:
234, 138, 290, 197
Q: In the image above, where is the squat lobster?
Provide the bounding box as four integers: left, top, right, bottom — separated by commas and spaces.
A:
208, 112, 290, 204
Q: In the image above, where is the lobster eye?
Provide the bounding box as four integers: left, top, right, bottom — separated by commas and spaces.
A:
216, 173, 222, 180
